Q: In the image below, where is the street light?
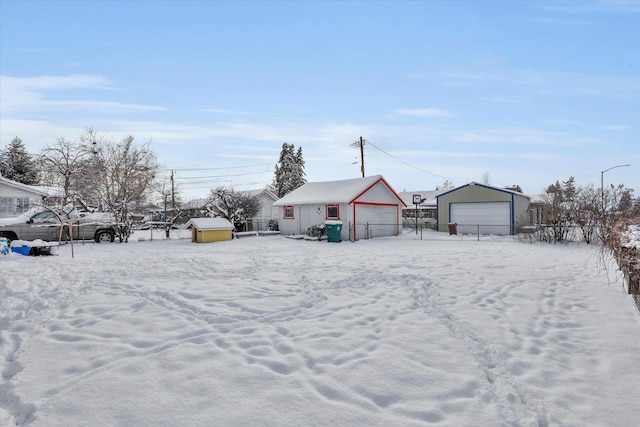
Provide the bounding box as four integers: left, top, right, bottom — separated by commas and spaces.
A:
601, 164, 630, 214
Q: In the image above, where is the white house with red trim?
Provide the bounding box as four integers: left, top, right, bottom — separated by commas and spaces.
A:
272, 175, 406, 241
0, 176, 49, 218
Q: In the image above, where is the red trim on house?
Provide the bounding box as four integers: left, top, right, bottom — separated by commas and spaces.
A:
283, 206, 295, 219
349, 176, 407, 207
325, 204, 340, 220
351, 201, 401, 241
353, 201, 398, 207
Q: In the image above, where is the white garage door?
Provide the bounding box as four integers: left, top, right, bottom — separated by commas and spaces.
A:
354, 205, 399, 240
450, 202, 511, 235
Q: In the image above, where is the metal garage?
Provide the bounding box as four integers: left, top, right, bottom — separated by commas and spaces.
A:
436, 182, 531, 236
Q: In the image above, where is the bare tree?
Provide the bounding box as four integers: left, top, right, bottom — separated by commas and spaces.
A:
598, 183, 635, 247
482, 171, 491, 186
40, 137, 94, 206
435, 180, 454, 191
539, 178, 576, 243
530, 176, 635, 247
207, 187, 261, 231
88, 132, 158, 241
156, 175, 183, 237
572, 184, 600, 244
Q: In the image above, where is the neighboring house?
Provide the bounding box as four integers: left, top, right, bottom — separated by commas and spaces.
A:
185, 217, 234, 243
272, 175, 406, 241
436, 182, 531, 235
528, 194, 549, 225
243, 188, 279, 231
0, 176, 49, 218
399, 190, 447, 229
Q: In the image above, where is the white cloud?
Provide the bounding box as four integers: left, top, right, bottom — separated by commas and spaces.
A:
597, 124, 629, 131
0, 119, 85, 149
536, 17, 593, 25
451, 128, 595, 146
2, 74, 109, 91
538, 0, 640, 15
393, 108, 453, 118
446, 68, 640, 101
198, 108, 252, 115
0, 74, 164, 114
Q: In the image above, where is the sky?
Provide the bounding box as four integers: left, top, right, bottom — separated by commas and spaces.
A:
2, 230, 639, 426
0, 0, 638, 200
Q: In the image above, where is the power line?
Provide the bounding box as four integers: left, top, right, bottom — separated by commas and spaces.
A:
173, 170, 271, 180
157, 163, 272, 172
362, 138, 468, 184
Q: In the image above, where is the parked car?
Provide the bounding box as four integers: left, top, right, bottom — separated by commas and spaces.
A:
0, 208, 118, 243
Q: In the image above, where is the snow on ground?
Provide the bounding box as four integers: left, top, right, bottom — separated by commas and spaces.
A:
1, 230, 639, 426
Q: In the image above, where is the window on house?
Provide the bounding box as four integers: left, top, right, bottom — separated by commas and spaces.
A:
0, 197, 30, 215
16, 197, 29, 214
283, 206, 294, 219
326, 204, 339, 219
0, 198, 10, 215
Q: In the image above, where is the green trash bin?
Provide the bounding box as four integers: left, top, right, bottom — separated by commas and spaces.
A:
325, 221, 343, 243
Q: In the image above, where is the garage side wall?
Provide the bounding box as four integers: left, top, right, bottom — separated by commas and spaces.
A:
512, 194, 532, 231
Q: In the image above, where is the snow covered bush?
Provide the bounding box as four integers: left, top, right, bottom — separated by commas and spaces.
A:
305, 223, 325, 239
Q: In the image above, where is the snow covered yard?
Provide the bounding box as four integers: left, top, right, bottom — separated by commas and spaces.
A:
1, 231, 639, 426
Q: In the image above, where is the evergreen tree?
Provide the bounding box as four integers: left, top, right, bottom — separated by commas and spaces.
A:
272, 142, 306, 198
292, 145, 306, 190
0, 137, 39, 184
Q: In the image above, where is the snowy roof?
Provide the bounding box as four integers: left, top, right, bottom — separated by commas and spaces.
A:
436, 182, 531, 199
34, 185, 64, 198
185, 217, 234, 230
398, 190, 447, 207
0, 176, 49, 197
183, 198, 210, 209
528, 194, 546, 204
242, 188, 278, 200
272, 175, 404, 206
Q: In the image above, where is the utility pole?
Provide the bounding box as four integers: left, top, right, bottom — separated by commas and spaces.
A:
171, 170, 175, 210
350, 136, 365, 177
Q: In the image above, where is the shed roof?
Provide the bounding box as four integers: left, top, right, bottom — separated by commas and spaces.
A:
185, 217, 234, 230
273, 175, 405, 206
